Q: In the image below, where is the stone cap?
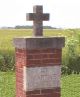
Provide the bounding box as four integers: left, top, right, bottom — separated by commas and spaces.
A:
13, 36, 65, 49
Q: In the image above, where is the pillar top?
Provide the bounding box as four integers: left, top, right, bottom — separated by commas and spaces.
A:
13, 37, 65, 49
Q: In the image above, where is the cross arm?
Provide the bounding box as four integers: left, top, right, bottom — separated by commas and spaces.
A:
42, 14, 49, 21
26, 13, 35, 21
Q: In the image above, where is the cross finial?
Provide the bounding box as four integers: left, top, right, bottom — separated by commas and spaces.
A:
26, 5, 49, 36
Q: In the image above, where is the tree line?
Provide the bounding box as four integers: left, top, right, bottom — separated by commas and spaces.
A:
1, 25, 57, 29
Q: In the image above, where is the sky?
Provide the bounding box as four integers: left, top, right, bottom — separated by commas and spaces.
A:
0, 0, 80, 28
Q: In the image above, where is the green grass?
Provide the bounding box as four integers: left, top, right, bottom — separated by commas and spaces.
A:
0, 72, 80, 97
0, 72, 16, 97
61, 74, 80, 97
0, 29, 32, 53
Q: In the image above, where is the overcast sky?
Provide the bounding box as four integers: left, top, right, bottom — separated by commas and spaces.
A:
0, 0, 80, 28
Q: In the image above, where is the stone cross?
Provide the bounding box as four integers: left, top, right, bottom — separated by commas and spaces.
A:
26, 5, 49, 36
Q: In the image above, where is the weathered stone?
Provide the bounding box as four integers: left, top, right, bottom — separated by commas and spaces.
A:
13, 37, 65, 49
23, 66, 61, 91
26, 5, 49, 36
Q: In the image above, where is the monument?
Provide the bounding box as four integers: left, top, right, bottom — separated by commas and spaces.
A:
13, 5, 65, 97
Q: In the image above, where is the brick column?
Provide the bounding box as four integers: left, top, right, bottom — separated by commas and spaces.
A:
13, 37, 65, 97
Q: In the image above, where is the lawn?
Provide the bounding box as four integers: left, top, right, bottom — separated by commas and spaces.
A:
61, 74, 80, 97
0, 72, 80, 97
0, 72, 15, 97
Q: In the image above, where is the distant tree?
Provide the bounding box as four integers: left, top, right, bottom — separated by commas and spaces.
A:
15, 25, 56, 29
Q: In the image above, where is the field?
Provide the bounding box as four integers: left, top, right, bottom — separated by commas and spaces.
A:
0, 28, 76, 51
0, 29, 80, 97
0, 29, 80, 52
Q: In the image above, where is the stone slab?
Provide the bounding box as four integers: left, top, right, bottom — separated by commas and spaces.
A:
13, 37, 65, 49
23, 66, 61, 91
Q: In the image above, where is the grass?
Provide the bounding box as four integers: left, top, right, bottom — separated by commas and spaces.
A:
0, 29, 32, 53
0, 72, 16, 97
61, 74, 80, 97
0, 71, 80, 97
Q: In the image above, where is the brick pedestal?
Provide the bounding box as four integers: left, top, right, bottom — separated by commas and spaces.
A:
13, 37, 65, 97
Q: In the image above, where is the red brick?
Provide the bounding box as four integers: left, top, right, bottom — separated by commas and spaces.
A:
27, 59, 41, 65
42, 59, 54, 64
26, 90, 40, 95
41, 89, 54, 94
26, 62, 61, 67
16, 63, 23, 68
53, 87, 61, 92
15, 48, 27, 54
47, 54, 54, 58
26, 92, 60, 97
16, 72, 23, 77
53, 49, 62, 54
53, 92, 60, 97
41, 54, 49, 59
15, 48, 62, 97
16, 72, 23, 81
41, 48, 54, 53
15, 52, 22, 57
26, 48, 62, 55
16, 68, 23, 73
41, 48, 62, 54
26, 94, 46, 97
16, 73, 23, 78
41, 88, 60, 94
16, 70, 23, 75
48, 53, 61, 59
53, 58, 61, 64
27, 55, 34, 59
26, 87, 60, 97
33, 54, 42, 59
43, 63, 60, 66
42, 58, 61, 64
16, 78, 23, 83
16, 82, 23, 87
27, 49, 41, 54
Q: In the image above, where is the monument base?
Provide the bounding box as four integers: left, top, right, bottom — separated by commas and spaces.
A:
13, 37, 65, 97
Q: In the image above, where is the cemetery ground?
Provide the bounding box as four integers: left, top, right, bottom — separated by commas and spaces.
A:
0, 29, 80, 97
